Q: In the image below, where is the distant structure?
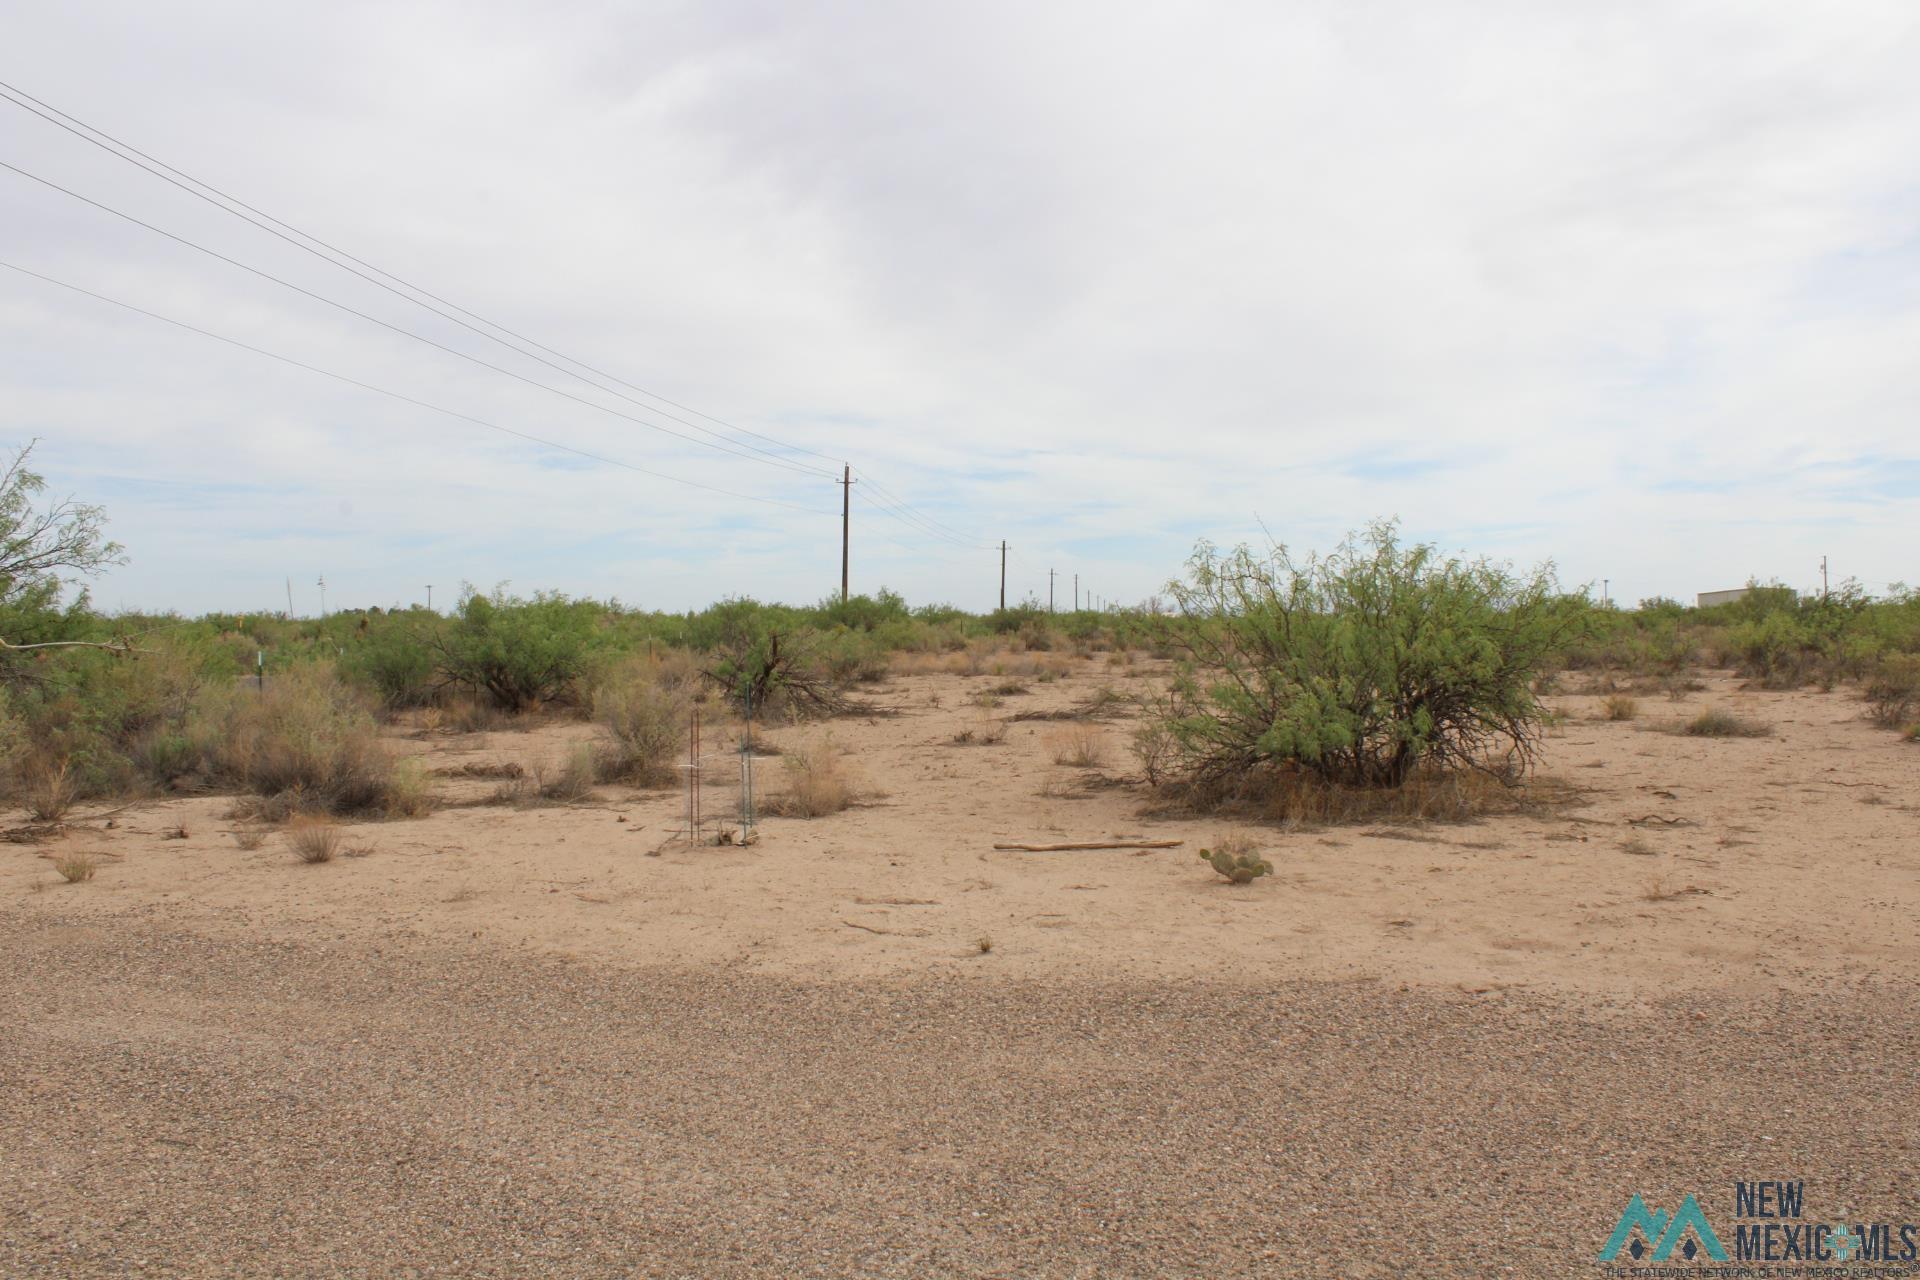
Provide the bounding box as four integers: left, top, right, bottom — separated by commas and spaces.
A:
1697, 586, 1796, 608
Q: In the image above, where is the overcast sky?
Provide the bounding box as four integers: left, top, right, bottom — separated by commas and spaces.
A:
3, 1, 1917, 616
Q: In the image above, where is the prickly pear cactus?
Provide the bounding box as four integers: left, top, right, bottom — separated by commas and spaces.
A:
1200, 846, 1272, 884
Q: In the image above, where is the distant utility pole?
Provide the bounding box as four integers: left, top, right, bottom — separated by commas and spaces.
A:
1821, 555, 1829, 600
285, 576, 293, 618
839, 465, 853, 603
999, 541, 1008, 611
1048, 568, 1057, 613
1603, 578, 1610, 606
1074, 573, 1079, 611
426, 584, 433, 612
317, 574, 327, 618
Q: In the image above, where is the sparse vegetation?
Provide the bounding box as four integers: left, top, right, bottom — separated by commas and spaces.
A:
1046, 724, 1107, 768
592, 660, 688, 786
53, 850, 97, 882
1199, 834, 1272, 884
1597, 694, 1639, 722
1679, 707, 1772, 738
288, 816, 342, 863
765, 736, 858, 817
232, 827, 268, 850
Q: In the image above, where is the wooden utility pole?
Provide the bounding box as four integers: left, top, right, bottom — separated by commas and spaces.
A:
1073, 573, 1079, 611
839, 464, 853, 603
1048, 568, 1056, 612
999, 541, 1007, 611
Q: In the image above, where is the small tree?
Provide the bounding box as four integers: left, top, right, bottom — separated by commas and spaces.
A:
1143, 522, 1571, 795
0, 441, 125, 657
431, 589, 600, 711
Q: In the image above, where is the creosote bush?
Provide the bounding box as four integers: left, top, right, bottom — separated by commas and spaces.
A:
1140, 522, 1569, 809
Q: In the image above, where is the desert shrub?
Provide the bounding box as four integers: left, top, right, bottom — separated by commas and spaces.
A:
1046, 724, 1107, 767
765, 736, 857, 817
20, 757, 76, 821
53, 850, 97, 882
535, 744, 599, 802
232, 827, 268, 850
288, 816, 341, 863
592, 662, 688, 786
703, 627, 849, 719
1864, 655, 1920, 730
1199, 835, 1272, 884
1725, 613, 1812, 688
197, 665, 418, 816
1597, 694, 1639, 722
1142, 523, 1568, 800
432, 589, 601, 711
816, 629, 891, 684
1681, 707, 1771, 738
340, 613, 439, 710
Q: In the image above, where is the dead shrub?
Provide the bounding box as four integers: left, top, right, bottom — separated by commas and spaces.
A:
1046, 724, 1107, 768
764, 736, 859, 817
232, 828, 268, 851
288, 817, 342, 864
21, 759, 76, 822
53, 850, 97, 883
1597, 694, 1639, 722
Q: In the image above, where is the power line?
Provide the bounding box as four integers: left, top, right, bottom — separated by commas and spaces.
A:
852, 467, 990, 547
1, 259, 834, 517
0, 78, 847, 477
853, 483, 991, 550
0, 157, 834, 480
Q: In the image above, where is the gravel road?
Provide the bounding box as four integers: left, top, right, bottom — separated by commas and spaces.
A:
4, 910, 1915, 1278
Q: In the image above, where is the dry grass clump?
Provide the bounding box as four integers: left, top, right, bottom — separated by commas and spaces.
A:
440, 698, 506, 735
53, 850, 97, 883
951, 716, 1008, 746
21, 759, 77, 823
1045, 724, 1108, 768
1596, 694, 1639, 722
1678, 707, 1772, 738
288, 816, 342, 864
764, 736, 860, 818
592, 663, 688, 787
231, 827, 268, 851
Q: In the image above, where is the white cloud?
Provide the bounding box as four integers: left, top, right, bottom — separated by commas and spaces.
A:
2, 0, 1917, 614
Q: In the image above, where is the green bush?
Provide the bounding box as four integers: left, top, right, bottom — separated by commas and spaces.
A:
433, 589, 601, 711
340, 612, 439, 709
1142, 522, 1568, 794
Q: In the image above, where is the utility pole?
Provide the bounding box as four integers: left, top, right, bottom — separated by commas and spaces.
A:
426, 584, 433, 612
1048, 568, 1057, 613
839, 465, 853, 603
999, 541, 1007, 612
1821, 555, 1829, 600
1602, 578, 1609, 606
317, 574, 327, 618
1074, 573, 1079, 612
285, 577, 293, 618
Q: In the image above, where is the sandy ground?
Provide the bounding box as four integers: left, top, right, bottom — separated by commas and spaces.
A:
4, 660, 1918, 1276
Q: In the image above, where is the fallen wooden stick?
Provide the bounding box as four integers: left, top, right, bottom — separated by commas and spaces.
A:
993, 839, 1184, 852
